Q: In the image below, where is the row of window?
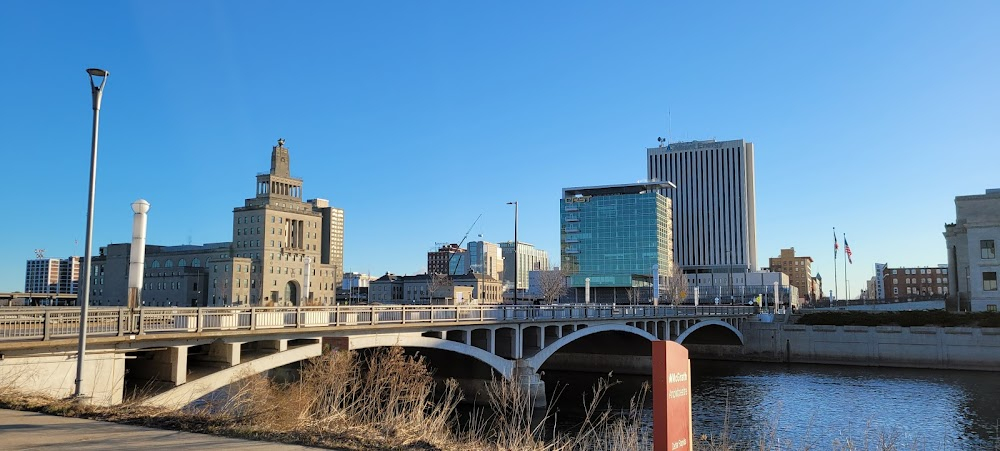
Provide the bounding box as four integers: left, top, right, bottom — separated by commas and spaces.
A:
896, 278, 945, 285
892, 268, 948, 275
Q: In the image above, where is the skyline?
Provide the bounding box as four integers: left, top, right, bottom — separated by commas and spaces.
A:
2, 2, 999, 295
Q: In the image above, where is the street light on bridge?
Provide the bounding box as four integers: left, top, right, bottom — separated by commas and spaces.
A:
75, 68, 108, 400
507, 201, 518, 305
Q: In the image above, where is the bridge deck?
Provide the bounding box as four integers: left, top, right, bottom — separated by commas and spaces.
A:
0, 304, 752, 350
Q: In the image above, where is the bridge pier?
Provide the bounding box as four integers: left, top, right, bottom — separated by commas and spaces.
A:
129, 346, 189, 385
513, 359, 546, 409
204, 341, 243, 366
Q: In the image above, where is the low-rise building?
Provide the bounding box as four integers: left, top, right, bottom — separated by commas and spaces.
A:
880, 265, 949, 300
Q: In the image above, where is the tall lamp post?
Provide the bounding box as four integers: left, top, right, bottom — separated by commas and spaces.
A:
507, 201, 518, 305
75, 68, 108, 400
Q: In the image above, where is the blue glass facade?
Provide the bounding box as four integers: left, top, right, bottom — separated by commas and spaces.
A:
561, 186, 673, 289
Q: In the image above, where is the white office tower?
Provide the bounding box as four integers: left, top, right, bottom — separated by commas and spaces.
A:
647, 139, 757, 273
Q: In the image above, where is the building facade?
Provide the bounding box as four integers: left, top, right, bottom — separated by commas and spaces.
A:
560, 182, 674, 303
647, 139, 757, 274
453, 272, 504, 304
944, 189, 1000, 312
24, 257, 80, 294
879, 265, 949, 300
768, 248, 814, 302
685, 270, 798, 308
427, 244, 469, 275
467, 240, 504, 281
499, 241, 549, 291
89, 139, 344, 307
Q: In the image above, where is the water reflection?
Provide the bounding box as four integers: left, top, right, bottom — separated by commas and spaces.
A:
543, 361, 999, 449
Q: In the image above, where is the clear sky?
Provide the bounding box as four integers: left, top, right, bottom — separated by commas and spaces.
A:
2, 1, 998, 297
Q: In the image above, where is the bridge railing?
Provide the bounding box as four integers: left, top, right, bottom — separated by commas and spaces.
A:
0, 304, 754, 342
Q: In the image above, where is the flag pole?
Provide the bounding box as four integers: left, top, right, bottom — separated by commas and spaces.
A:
844, 233, 849, 304
833, 227, 838, 307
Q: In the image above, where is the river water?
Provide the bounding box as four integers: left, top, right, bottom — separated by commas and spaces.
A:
543, 361, 1000, 449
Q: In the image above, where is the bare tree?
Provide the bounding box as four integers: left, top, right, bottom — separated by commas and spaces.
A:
536, 270, 568, 304
427, 273, 453, 305
624, 287, 638, 305
665, 264, 688, 306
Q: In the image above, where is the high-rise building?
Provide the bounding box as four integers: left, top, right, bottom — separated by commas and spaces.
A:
944, 188, 1000, 312
427, 244, 469, 275
89, 139, 345, 307
768, 248, 814, 302
24, 257, 80, 294
467, 240, 504, 281
647, 139, 757, 274
499, 241, 549, 291
560, 182, 673, 303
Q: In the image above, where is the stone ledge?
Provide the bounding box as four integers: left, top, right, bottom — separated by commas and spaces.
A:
909, 326, 939, 334
944, 327, 974, 335
876, 326, 902, 333
812, 325, 837, 332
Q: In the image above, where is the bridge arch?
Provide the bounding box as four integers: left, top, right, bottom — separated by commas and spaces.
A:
348, 334, 514, 378
526, 323, 657, 370
674, 319, 744, 345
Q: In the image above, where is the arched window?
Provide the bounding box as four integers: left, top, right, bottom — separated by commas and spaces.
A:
164, 260, 174, 268
151, 260, 161, 268
178, 259, 187, 267
192, 258, 201, 267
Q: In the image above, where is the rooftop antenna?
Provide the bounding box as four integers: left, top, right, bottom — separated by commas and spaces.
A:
34, 249, 46, 259
657, 137, 666, 148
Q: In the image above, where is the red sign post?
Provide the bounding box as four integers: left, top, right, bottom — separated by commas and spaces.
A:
652, 340, 692, 451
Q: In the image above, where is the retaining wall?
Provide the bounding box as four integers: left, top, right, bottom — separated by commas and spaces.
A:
687, 322, 1000, 371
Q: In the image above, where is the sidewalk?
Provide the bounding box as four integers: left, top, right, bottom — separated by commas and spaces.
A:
0, 409, 320, 450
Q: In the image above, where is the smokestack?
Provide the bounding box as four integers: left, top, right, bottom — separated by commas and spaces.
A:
127, 199, 150, 309
302, 256, 312, 306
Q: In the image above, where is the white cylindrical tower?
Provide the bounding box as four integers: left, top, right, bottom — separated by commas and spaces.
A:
302, 257, 312, 305
127, 199, 150, 309
652, 264, 659, 306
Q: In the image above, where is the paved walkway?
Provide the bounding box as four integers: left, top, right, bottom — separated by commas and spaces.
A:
0, 409, 319, 450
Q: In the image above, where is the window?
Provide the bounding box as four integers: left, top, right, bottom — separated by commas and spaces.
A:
164, 260, 173, 268
892, 270, 897, 275
178, 259, 186, 267
981, 240, 996, 259
988, 305, 998, 312
984, 272, 997, 291
152, 260, 161, 268
893, 287, 898, 295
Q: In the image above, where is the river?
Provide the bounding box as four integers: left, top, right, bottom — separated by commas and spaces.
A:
542, 361, 1000, 449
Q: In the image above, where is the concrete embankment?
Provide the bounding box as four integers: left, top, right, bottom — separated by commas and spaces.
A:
688, 322, 1000, 371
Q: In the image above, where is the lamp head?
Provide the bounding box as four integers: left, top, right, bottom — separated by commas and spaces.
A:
86, 68, 109, 77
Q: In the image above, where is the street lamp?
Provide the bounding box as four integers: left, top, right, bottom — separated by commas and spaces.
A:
507, 201, 518, 305
75, 68, 108, 400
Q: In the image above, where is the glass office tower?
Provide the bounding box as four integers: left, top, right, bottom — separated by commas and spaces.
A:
561, 182, 673, 303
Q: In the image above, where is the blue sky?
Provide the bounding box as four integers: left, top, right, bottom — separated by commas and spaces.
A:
2, 1, 998, 296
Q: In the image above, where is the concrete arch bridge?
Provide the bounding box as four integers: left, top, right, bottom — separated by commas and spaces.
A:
0, 304, 751, 407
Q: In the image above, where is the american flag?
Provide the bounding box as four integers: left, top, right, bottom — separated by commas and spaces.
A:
844, 236, 853, 264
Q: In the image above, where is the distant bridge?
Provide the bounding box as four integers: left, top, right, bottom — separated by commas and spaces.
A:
0, 292, 77, 306
0, 304, 753, 408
